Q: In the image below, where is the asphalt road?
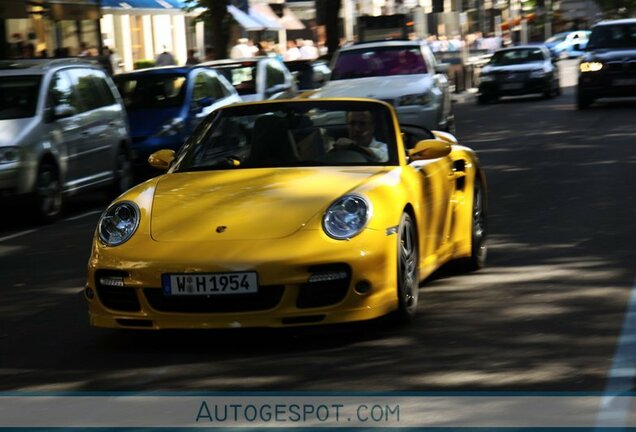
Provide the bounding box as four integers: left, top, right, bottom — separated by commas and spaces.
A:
1, 61, 636, 392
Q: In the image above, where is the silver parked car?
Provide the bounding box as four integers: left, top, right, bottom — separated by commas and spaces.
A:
201, 57, 297, 102
314, 40, 455, 133
0, 59, 132, 221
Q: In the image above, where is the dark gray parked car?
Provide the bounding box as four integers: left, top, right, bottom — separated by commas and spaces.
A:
0, 59, 132, 221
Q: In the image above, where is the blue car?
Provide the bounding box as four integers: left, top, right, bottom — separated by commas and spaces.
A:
545, 31, 590, 59
114, 66, 242, 176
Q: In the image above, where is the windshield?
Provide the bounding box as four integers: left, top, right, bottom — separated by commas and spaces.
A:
115, 74, 187, 110
546, 33, 568, 44
488, 48, 545, 65
214, 63, 257, 95
172, 100, 399, 171
0, 76, 41, 120
331, 46, 427, 80
587, 24, 636, 49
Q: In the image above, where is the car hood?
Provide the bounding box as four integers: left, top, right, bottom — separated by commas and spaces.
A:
0, 117, 38, 147
150, 167, 386, 241
586, 49, 636, 62
127, 107, 183, 138
320, 75, 434, 99
482, 62, 545, 73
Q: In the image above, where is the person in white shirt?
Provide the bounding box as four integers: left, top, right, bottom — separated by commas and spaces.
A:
284, 40, 301, 61
333, 111, 388, 162
230, 38, 253, 59
299, 39, 319, 60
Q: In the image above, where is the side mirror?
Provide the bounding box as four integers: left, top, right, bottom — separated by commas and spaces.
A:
192, 97, 213, 113
408, 139, 451, 161
432, 130, 458, 145
435, 63, 450, 74
573, 43, 584, 51
266, 83, 291, 98
148, 149, 175, 171
52, 104, 76, 120
197, 96, 213, 107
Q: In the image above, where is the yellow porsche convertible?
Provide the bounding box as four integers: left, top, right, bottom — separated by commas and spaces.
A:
85, 98, 486, 329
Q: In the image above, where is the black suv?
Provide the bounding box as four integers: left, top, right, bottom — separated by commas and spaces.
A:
577, 19, 636, 109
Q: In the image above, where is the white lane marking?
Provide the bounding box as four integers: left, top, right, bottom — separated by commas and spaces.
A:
596, 276, 636, 428
0, 209, 102, 243
0, 229, 38, 243
65, 210, 102, 222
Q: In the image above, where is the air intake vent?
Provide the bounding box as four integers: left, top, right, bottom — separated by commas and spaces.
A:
95, 270, 140, 312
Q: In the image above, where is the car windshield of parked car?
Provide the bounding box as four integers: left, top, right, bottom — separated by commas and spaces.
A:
0, 76, 41, 120
489, 48, 545, 65
331, 46, 427, 80
214, 63, 257, 95
172, 101, 399, 171
115, 74, 187, 110
546, 33, 568, 44
587, 24, 636, 49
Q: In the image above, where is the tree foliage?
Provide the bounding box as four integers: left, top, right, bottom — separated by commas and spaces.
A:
183, 0, 233, 60
594, 0, 636, 17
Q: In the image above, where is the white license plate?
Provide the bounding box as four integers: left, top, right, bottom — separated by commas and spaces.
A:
501, 83, 523, 90
162, 272, 258, 296
613, 78, 636, 86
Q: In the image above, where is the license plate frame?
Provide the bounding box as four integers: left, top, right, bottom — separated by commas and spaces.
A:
501, 83, 523, 90
162, 272, 259, 296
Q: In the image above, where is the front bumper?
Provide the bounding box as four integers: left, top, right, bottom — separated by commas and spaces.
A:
0, 161, 34, 196
86, 228, 399, 329
479, 77, 551, 97
578, 72, 636, 99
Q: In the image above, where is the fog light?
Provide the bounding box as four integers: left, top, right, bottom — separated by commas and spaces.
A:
85, 286, 94, 299
99, 276, 124, 287
308, 271, 348, 283
354, 280, 371, 294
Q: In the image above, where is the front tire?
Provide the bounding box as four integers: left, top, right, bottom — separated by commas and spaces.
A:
32, 160, 63, 223
394, 212, 419, 323
467, 179, 487, 270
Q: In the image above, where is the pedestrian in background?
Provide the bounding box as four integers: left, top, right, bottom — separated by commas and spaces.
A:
156, 47, 176, 66
185, 49, 199, 65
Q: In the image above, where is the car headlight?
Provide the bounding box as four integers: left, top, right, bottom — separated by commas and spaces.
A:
323, 194, 372, 240
98, 201, 140, 246
398, 93, 432, 106
0, 146, 19, 164
154, 117, 185, 137
479, 74, 495, 82
530, 70, 547, 78
580, 62, 603, 73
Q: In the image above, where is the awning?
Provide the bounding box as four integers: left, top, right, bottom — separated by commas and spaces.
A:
248, 4, 282, 31
228, 4, 264, 31
250, 3, 305, 31
100, 0, 184, 9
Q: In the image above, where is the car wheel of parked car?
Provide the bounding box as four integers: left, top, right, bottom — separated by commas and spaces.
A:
33, 160, 63, 222
394, 212, 419, 323
111, 146, 133, 196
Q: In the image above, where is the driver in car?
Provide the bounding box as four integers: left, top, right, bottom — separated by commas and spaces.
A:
333, 111, 388, 162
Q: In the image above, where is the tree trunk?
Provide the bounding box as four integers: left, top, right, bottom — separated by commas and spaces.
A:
325, 0, 341, 54
209, 0, 230, 60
